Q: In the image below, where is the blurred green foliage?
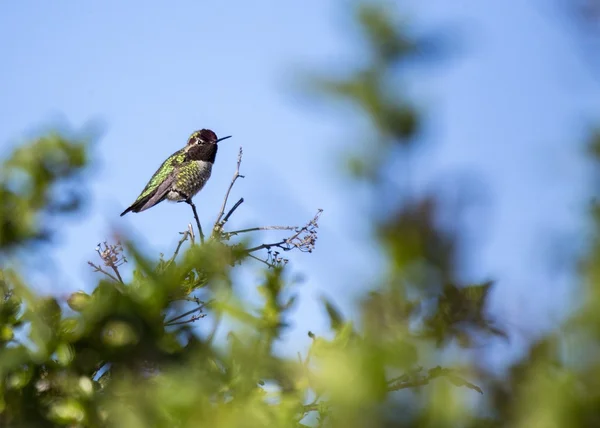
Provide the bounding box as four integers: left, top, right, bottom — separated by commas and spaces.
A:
1, 2, 599, 427
0, 133, 88, 249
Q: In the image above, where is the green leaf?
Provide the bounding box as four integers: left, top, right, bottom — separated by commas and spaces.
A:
321, 296, 344, 332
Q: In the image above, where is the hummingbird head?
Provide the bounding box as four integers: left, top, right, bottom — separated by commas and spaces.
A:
185, 129, 232, 164
187, 129, 232, 146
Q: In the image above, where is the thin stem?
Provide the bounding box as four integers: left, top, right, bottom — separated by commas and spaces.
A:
226, 225, 296, 236
244, 229, 303, 253
187, 199, 204, 244
87, 262, 120, 283
222, 197, 244, 223
169, 228, 192, 265
247, 253, 277, 268
165, 314, 206, 327
164, 304, 206, 325
245, 240, 289, 253
244, 209, 322, 254
110, 266, 124, 284
213, 147, 244, 234
188, 223, 195, 246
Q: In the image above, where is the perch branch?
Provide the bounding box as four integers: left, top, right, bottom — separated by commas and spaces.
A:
186, 199, 204, 244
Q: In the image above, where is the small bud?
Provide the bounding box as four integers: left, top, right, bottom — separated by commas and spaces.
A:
0, 325, 14, 342
67, 291, 91, 312
78, 376, 94, 396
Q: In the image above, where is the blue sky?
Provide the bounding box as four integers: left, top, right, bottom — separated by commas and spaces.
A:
1, 1, 600, 368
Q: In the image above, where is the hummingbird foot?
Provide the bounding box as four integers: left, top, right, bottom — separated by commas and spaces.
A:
185, 198, 204, 245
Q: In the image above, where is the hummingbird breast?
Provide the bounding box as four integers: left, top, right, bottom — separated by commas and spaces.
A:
167, 160, 213, 201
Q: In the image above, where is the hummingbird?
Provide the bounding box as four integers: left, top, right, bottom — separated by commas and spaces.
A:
120, 129, 231, 217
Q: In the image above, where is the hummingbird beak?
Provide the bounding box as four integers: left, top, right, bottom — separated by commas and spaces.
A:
216, 135, 232, 143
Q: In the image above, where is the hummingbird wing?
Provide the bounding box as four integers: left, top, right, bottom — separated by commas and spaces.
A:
120, 150, 185, 216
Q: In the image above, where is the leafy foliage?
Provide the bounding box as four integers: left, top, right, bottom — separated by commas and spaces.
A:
0, 132, 88, 249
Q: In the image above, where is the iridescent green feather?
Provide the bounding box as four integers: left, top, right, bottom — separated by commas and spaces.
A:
134, 150, 186, 202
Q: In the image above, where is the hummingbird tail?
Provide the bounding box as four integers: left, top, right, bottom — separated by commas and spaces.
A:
120, 189, 170, 216
120, 175, 175, 217
120, 207, 133, 216
120, 194, 152, 216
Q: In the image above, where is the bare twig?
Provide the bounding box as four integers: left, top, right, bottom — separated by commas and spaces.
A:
222, 197, 244, 224
88, 262, 120, 283
213, 147, 245, 235
164, 313, 206, 327
169, 226, 194, 265
164, 307, 203, 325
237, 225, 296, 234
188, 223, 195, 246
247, 253, 278, 268
246, 240, 289, 254
245, 209, 323, 254
164, 299, 211, 326
223, 225, 296, 239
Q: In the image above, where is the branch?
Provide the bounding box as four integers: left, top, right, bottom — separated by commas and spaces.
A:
213, 147, 245, 235
110, 265, 123, 283
222, 197, 244, 224
188, 223, 195, 246
223, 225, 296, 239
247, 253, 278, 268
164, 313, 206, 326
245, 209, 323, 254
245, 240, 288, 254
87, 262, 120, 283
187, 200, 204, 244
209, 147, 322, 264
168, 224, 195, 265
164, 299, 211, 326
